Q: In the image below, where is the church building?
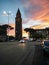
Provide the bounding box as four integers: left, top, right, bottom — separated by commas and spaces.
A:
15, 9, 22, 40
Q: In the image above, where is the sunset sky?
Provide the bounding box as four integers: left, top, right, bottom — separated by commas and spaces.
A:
0, 0, 49, 36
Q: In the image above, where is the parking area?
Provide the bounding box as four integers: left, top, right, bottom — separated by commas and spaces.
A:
0, 41, 49, 65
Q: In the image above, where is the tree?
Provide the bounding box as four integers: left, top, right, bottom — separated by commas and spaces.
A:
0, 24, 14, 41
24, 28, 36, 38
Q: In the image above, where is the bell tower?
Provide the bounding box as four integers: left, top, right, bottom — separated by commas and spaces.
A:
15, 8, 22, 40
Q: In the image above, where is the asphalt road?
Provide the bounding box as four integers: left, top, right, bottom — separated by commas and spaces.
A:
0, 41, 49, 65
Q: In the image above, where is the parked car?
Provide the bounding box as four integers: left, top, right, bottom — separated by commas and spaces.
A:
9, 39, 15, 42
19, 39, 25, 43
42, 40, 49, 55
36, 39, 41, 42
28, 38, 33, 42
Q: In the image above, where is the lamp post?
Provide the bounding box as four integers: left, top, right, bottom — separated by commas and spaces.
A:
3, 11, 13, 41
7, 12, 10, 41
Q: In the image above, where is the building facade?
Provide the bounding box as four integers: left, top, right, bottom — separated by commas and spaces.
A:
15, 9, 22, 40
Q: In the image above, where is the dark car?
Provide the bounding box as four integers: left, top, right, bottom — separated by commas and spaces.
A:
42, 40, 49, 55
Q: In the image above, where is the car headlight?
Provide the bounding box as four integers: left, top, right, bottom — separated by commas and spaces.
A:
42, 41, 44, 44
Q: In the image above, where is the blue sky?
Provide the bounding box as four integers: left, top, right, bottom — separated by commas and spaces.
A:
0, 0, 25, 24
0, 0, 49, 29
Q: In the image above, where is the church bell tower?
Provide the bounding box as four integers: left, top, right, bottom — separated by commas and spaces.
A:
15, 8, 22, 40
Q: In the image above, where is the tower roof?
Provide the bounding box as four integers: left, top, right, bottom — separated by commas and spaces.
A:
16, 8, 21, 16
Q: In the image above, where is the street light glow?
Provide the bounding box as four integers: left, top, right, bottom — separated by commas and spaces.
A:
3, 11, 13, 16
3, 11, 6, 14
3, 11, 7, 16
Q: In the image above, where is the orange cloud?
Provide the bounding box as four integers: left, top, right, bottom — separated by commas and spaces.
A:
21, 0, 49, 24
31, 23, 49, 29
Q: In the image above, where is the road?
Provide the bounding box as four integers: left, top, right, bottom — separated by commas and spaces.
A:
0, 41, 49, 65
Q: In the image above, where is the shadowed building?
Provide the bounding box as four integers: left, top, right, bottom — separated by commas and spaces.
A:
15, 9, 22, 40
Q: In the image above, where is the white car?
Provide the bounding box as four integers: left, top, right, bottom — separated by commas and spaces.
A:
28, 38, 33, 42
19, 39, 25, 43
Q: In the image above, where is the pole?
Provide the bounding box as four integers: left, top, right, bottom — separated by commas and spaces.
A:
8, 14, 9, 41
2, 11, 12, 41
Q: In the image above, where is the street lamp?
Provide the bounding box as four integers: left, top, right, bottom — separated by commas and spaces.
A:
3, 11, 13, 41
